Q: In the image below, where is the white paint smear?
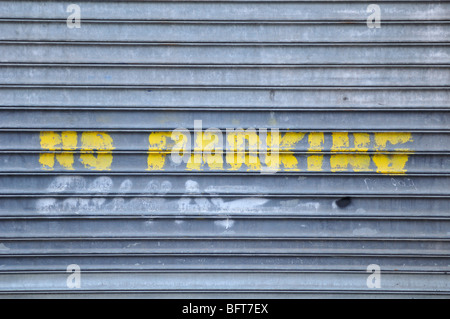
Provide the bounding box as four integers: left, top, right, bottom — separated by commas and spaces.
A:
214, 219, 235, 229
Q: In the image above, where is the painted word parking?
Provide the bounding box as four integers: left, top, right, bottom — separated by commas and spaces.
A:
39, 124, 414, 174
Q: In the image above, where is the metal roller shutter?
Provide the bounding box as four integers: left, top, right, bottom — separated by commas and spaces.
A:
0, 0, 449, 298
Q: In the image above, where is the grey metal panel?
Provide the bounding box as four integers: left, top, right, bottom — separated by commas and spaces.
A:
0, 109, 449, 130
1, 196, 450, 217
0, 272, 449, 294
1, 21, 449, 43
2, 292, 448, 299
2, 1, 449, 21
1, 217, 449, 239
2, 65, 449, 87
0, 175, 448, 200
0, 87, 448, 109
1, 255, 450, 272
2, 292, 449, 299
0, 0, 449, 298
1, 238, 449, 256
2, 43, 449, 65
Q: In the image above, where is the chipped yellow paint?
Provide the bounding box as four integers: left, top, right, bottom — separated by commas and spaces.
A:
50, 153, 75, 170
148, 132, 172, 151
186, 131, 224, 171
227, 153, 262, 171
306, 132, 325, 171
185, 154, 202, 171
260, 153, 299, 172
39, 130, 414, 174
147, 153, 166, 171
201, 130, 224, 170
353, 133, 371, 152
227, 130, 259, 151
328, 133, 374, 172
331, 132, 350, 151
263, 132, 280, 171
330, 154, 372, 172
147, 132, 173, 171
171, 130, 190, 163
331, 132, 370, 152
38, 153, 56, 170
40, 131, 61, 151
143, 131, 413, 173
372, 154, 409, 174
267, 132, 305, 151
39, 131, 113, 171
307, 132, 325, 152
327, 132, 411, 173
39, 131, 77, 170
208, 131, 305, 171
226, 130, 261, 171
372, 133, 412, 174
374, 132, 413, 151
278, 154, 300, 171
307, 155, 324, 171
79, 132, 114, 171
266, 132, 305, 171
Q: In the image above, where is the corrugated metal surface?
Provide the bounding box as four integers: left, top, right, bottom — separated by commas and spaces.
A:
0, 0, 449, 298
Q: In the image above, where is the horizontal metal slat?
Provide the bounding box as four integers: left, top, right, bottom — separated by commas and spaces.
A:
1, 292, 447, 298
1, 65, 449, 87
2, 196, 448, 218
2, 43, 449, 64
1, 238, 448, 256
1, 217, 449, 239
0, 175, 447, 196
2, 1, 449, 21
1, 153, 448, 174
0, 87, 448, 109
1, 109, 449, 131
1, 21, 449, 43
0, 271, 448, 293
0, 255, 449, 273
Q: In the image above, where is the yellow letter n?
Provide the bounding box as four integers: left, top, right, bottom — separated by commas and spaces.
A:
39, 131, 78, 170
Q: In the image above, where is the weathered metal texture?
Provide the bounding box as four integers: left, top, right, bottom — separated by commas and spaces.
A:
0, 87, 449, 109
2, 44, 450, 65
0, 0, 449, 298
2, 1, 449, 21
0, 109, 448, 130
1, 21, 449, 42
2, 65, 450, 86
1, 272, 449, 296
